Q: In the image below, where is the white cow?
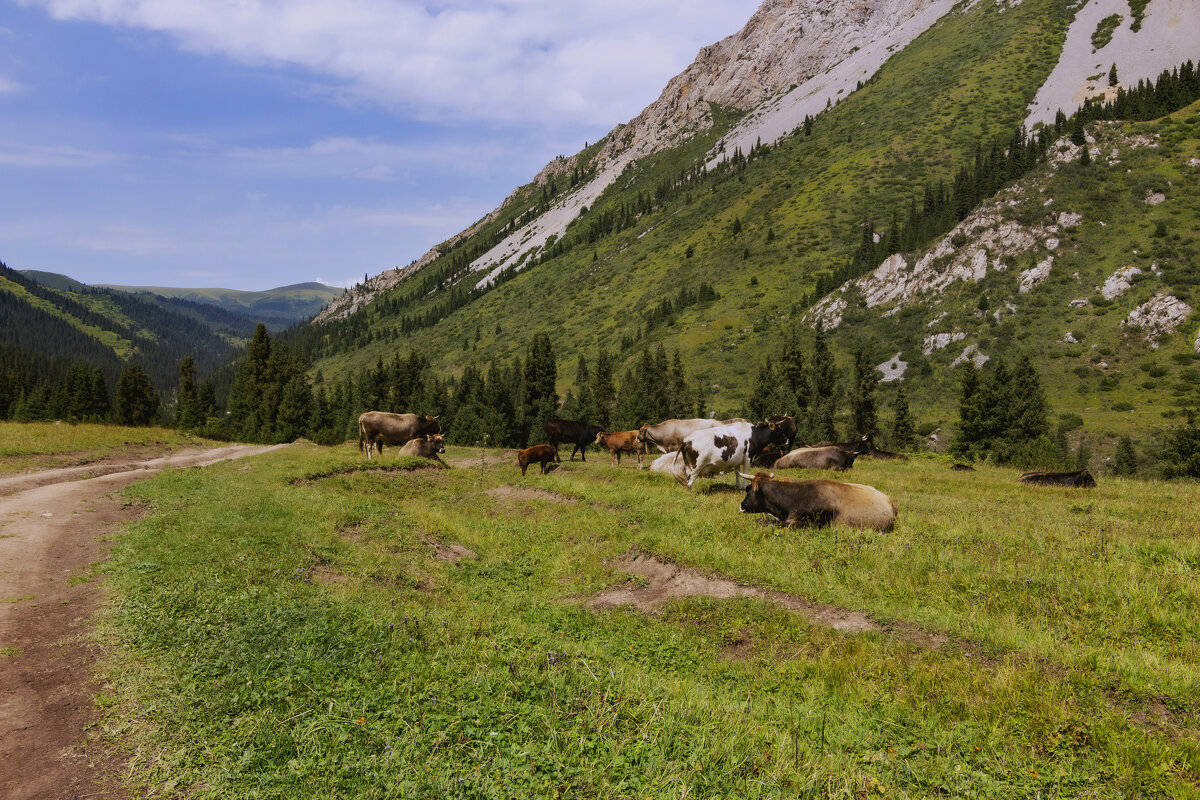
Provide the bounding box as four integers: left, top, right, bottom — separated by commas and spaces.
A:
676, 421, 779, 490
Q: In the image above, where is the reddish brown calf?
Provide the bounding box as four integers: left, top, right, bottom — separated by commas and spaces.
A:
595, 430, 647, 469
517, 444, 559, 476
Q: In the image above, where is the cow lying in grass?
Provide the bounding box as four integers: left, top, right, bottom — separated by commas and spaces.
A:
397, 434, 446, 465
1018, 469, 1096, 487
773, 446, 857, 471
737, 471, 897, 531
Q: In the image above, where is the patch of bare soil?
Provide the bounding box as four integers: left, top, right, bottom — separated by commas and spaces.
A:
426, 538, 478, 565
485, 486, 577, 504
0, 444, 283, 800
590, 551, 880, 634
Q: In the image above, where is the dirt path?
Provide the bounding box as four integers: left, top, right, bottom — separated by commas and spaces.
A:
0, 445, 284, 800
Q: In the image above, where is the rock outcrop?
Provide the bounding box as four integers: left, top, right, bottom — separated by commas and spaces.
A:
1123, 294, 1193, 347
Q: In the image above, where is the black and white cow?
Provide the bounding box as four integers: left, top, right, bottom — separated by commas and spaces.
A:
675, 420, 784, 490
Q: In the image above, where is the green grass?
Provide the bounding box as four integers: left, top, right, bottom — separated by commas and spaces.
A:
1091, 14, 1123, 50
101, 443, 1200, 798
0, 421, 219, 473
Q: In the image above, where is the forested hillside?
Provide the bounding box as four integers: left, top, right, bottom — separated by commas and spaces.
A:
278, 0, 1198, 469
0, 262, 253, 422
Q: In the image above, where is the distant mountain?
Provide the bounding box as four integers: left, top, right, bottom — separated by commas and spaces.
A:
97, 281, 344, 330
2, 263, 256, 398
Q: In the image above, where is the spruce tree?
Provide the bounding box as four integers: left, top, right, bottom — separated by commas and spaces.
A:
573, 354, 594, 424
1111, 436, 1137, 476
522, 333, 558, 445
850, 347, 878, 440
590, 348, 615, 430
275, 375, 314, 443
177, 356, 199, 430
115, 363, 159, 426
811, 327, 838, 440
891, 383, 916, 450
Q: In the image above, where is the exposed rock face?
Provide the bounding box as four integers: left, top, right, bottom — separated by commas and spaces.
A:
877, 352, 908, 382
1018, 257, 1054, 294
809, 191, 1067, 327
1145, 191, 1166, 205
951, 344, 989, 368
1100, 266, 1142, 301
1123, 293, 1193, 347
923, 331, 965, 355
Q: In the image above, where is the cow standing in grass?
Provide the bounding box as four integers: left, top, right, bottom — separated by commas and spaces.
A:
517, 444, 559, 476
595, 430, 647, 469
358, 412, 440, 460
676, 420, 785, 490
545, 419, 605, 462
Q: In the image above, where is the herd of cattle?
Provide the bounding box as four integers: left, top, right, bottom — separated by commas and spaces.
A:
356, 411, 1095, 532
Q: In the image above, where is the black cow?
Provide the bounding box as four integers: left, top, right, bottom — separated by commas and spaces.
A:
1018, 470, 1096, 487
750, 442, 789, 468
545, 419, 605, 462
807, 434, 872, 455
950, 463, 976, 471
765, 415, 797, 450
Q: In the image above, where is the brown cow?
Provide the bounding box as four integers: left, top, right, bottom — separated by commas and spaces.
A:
750, 442, 788, 468
397, 434, 447, 464
765, 415, 797, 449
738, 472, 897, 531
595, 430, 647, 468
774, 446, 857, 471
517, 444, 559, 476
358, 411, 440, 460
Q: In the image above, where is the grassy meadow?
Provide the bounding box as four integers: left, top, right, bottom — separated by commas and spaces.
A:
0, 421, 217, 473
94, 442, 1200, 798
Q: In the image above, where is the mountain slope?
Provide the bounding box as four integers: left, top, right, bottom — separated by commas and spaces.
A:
296, 0, 1198, 449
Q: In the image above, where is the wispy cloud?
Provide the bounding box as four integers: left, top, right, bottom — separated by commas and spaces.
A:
0, 76, 23, 93
0, 140, 123, 167
229, 135, 512, 180
75, 225, 179, 254
18, 0, 760, 126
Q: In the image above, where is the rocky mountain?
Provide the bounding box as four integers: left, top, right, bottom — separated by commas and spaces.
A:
297, 0, 1200, 452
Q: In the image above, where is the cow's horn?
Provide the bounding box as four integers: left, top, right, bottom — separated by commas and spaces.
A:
737, 471, 755, 481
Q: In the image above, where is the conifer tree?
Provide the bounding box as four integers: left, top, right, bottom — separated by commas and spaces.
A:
1111, 436, 1137, 476
522, 333, 558, 444
590, 348, 615, 430
275, 375, 313, 442
850, 348, 878, 440
811, 327, 838, 440
891, 383, 916, 450
177, 356, 199, 430
573, 354, 594, 424
115, 363, 159, 426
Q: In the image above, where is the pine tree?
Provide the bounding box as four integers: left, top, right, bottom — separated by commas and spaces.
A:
1111, 436, 1137, 476
891, 383, 916, 450
850, 348, 878, 440
275, 375, 313, 443
522, 333, 558, 445
573, 354, 595, 424
811, 327, 838, 439
177, 356, 199, 430
115, 363, 159, 426
590, 348, 615, 430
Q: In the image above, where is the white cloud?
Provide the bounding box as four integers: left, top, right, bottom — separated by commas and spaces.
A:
0, 76, 23, 93
18, 0, 761, 126
75, 225, 180, 254
0, 140, 122, 167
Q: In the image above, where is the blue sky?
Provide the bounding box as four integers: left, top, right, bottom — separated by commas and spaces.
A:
0, 0, 761, 291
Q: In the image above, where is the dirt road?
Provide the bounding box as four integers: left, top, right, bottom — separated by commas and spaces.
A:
0, 445, 284, 800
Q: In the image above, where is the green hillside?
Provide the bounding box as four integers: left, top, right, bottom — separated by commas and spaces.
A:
289, 0, 1196, 460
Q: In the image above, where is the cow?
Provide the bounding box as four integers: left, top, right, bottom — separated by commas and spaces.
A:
517, 444, 559, 476
358, 411, 440, 460
648, 452, 687, 479
766, 415, 797, 450
807, 435, 872, 455
636, 418, 726, 454
950, 463, 976, 471
774, 446, 857, 471
397, 434, 446, 464
1018, 469, 1096, 487
595, 430, 647, 469
737, 472, 897, 531
675, 420, 784, 490
750, 442, 789, 468
545, 419, 605, 462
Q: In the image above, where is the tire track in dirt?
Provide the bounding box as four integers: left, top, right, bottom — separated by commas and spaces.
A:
0, 444, 284, 800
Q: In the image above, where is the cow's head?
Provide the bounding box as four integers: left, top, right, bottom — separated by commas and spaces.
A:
635, 424, 651, 445
595, 431, 608, 445
748, 422, 783, 457
738, 471, 774, 514
419, 416, 442, 436
429, 434, 446, 453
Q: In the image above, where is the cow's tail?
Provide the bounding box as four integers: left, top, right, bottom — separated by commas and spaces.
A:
358, 419, 368, 458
